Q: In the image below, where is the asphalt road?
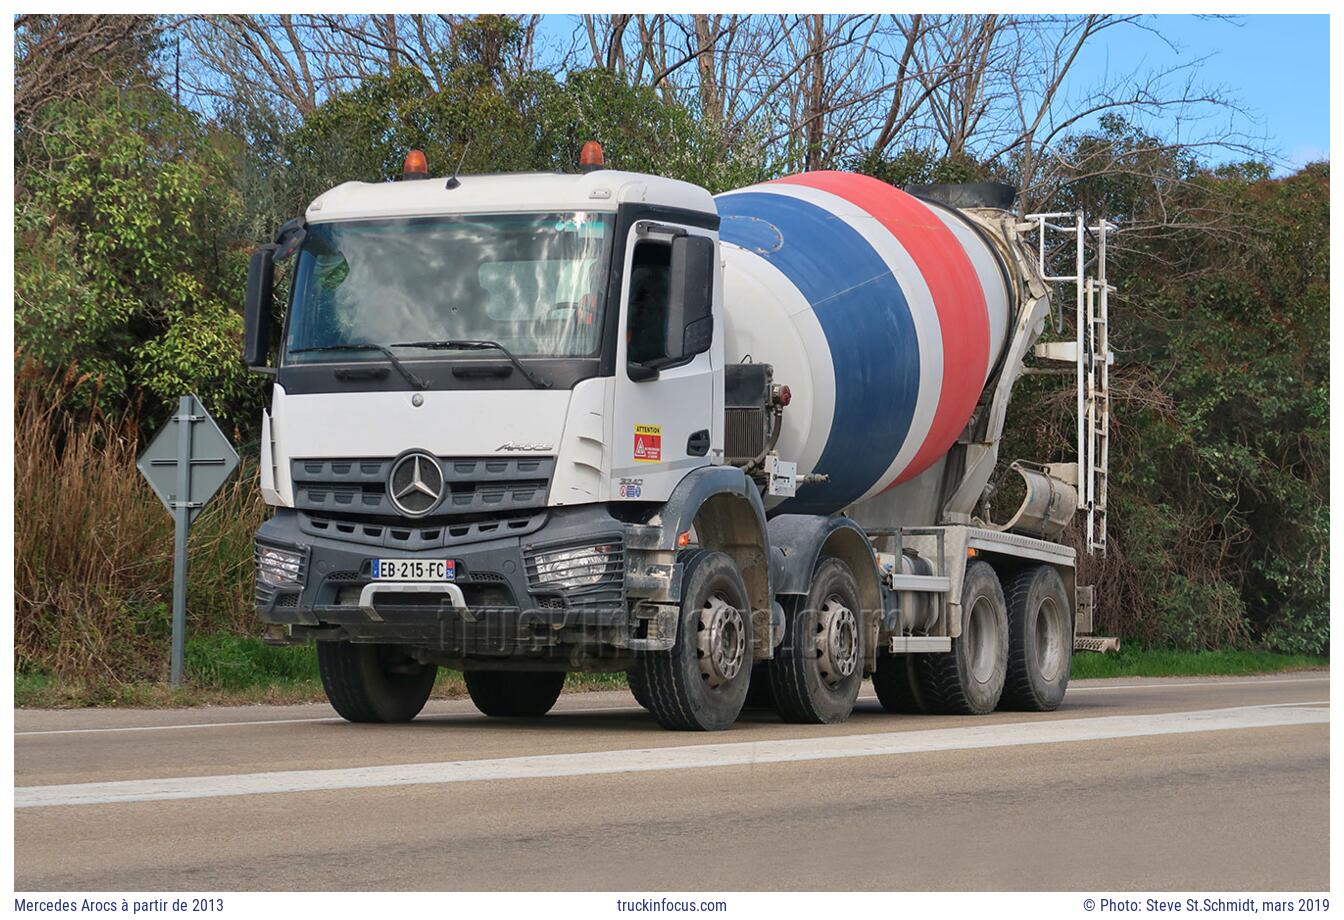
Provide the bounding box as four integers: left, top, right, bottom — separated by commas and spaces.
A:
14, 672, 1329, 891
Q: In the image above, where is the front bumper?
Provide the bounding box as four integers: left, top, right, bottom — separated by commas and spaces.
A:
254, 506, 680, 655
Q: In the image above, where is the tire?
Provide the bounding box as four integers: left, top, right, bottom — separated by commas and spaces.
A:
464, 670, 566, 717
872, 653, 928, 714
1000, 565, 1073, 711
768, 557, 865, 724
918, 560, 1008, 715
626, 667, 653, 711
640, 550, 753, 731
743, 664, 774, 711
317, 641, 437, 723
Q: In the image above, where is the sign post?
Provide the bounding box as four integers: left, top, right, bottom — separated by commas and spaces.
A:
137, 395, 240, 688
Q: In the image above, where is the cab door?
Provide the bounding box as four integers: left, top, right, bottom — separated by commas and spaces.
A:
610, 221, 719, 503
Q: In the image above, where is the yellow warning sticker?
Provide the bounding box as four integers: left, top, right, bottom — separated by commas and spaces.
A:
633, 424, 663, 462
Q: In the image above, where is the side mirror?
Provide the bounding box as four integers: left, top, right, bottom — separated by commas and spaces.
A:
243, 218, 306, 371
664, 235, 715, 362
243, 247, 275, 369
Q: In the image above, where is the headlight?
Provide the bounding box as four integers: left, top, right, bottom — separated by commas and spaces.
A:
531, 544, 615, 590
257, 545, 304, 587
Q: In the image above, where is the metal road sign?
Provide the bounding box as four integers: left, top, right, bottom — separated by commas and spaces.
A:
138, 395, 240, 523
136, 395, 241, 687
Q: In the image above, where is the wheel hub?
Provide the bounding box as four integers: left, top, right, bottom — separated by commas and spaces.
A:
697, 594, 746, 688
1035, 596, 1065, 682
968, 595, 998, 683
815, 597, 859, 684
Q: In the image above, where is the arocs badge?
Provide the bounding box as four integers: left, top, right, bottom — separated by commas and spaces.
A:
633, 424, 662, 462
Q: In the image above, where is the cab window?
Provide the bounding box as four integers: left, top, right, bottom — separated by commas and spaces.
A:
626, 240, 671, 366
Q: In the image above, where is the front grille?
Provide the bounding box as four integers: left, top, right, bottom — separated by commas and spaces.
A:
291, 456, 555, 519
299, 509, 547, 549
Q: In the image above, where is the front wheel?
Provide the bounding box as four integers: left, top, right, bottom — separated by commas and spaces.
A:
640, 550, 754, 731
317, 641, 437, 723
464, 670, 566, 717
626, 667, 653, 711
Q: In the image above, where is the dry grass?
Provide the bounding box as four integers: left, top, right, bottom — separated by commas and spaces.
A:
15, 378, 268, 685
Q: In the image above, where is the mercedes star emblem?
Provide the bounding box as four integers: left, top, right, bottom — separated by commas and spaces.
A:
388, 451, 443, 516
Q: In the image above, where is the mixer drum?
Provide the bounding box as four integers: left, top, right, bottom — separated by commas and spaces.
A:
716, 171, 1014, 515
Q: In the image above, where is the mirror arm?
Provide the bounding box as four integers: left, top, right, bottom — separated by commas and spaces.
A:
273, 218, 307, 259
627, 362, 660, 382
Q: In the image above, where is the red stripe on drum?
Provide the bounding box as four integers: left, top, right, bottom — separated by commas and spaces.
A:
771, 171, 989, 485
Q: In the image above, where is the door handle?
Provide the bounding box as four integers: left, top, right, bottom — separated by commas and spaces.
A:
687, 429, 710, 457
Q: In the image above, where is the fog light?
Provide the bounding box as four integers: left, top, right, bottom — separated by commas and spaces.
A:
532, 544, 615, 590
257, 545, 303, 587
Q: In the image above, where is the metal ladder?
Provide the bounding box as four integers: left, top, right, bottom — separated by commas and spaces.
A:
1022, 211, 1116, 555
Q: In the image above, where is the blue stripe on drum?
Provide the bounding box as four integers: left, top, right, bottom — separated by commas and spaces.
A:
718, 191, 921, 513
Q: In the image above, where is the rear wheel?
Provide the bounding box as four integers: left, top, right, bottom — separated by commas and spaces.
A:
918, 561, 1008, 714
464, 670, 566, 717
1000, 565, 1073, 711
872, 653, 928, 714
768, 557, 865, 724
317, 641, 437, 723
641, 551, 753, 731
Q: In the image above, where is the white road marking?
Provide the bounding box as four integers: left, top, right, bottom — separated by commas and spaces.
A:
14, 715, 347, 736
15, 702, 1328, 809
13, 675, 1329, 737
15, 674, 1327, 741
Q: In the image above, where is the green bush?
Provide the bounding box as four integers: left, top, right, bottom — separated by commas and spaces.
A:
15, 85, 260, 431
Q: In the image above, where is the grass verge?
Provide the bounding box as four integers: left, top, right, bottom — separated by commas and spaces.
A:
1068, 647, 1328, 679
15, 633, 629, 708
15, 636, 1326, 708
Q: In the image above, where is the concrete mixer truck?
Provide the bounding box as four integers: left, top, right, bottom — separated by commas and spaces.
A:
243, 143, 1114, 731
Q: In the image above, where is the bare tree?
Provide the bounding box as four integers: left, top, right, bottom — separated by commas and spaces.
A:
174, 14, 538, 119
165, 11, 1264, 198
14, 15, 162, 131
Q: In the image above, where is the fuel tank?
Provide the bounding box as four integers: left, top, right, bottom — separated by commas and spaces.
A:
716, 171, 1015, 515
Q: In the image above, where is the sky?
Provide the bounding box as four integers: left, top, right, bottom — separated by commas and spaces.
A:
1068, 15, 1329, 171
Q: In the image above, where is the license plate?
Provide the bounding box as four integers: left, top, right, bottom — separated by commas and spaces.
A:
370, 559, 456, 581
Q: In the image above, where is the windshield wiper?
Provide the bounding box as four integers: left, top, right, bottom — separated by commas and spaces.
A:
390, 340, 551, 389
289, 343, 429, 390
